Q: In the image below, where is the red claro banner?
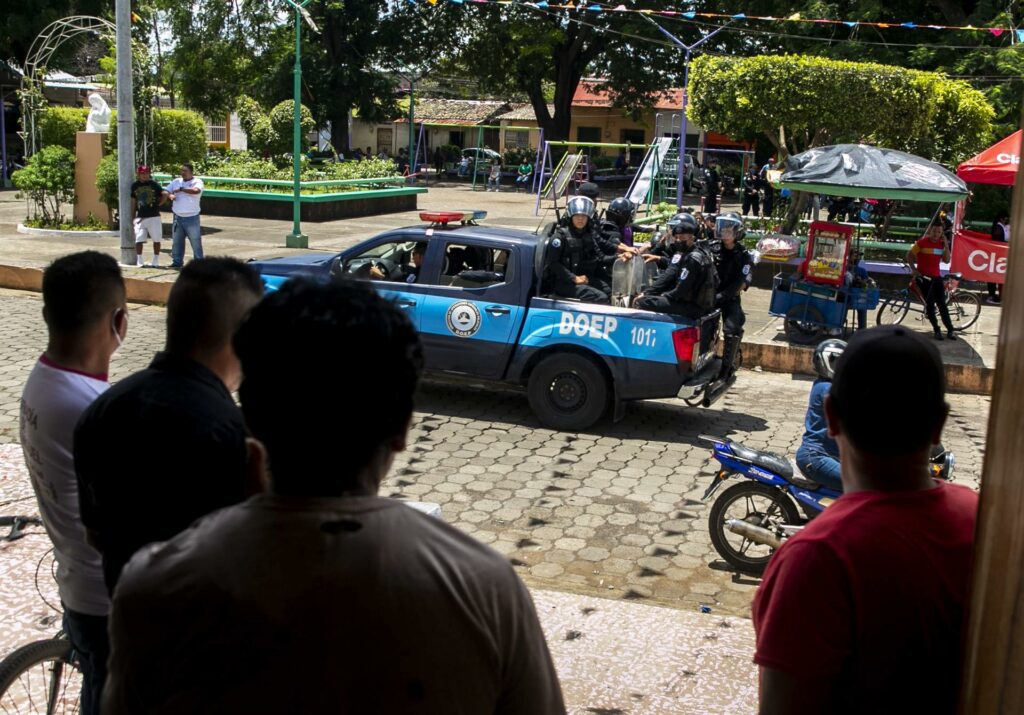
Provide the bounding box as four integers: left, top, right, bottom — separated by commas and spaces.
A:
951, 229, 1009, 284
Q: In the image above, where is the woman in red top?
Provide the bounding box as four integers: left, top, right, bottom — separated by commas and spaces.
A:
907, 222, 955, 340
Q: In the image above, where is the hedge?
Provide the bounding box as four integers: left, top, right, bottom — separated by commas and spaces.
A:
38, 107, 90, 152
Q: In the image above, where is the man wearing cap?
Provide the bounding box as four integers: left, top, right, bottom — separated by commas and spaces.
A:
753, 325, 978, 713
130, 166, 167, 268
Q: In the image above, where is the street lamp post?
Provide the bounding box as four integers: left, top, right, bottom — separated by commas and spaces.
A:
641, 17, 735, 208
284, 0, 313, 248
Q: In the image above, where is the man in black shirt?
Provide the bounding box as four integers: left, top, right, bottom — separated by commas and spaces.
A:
74, 257, 264, 592
130, 165, 167, 268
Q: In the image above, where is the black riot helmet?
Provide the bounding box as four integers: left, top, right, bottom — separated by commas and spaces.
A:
606, 197, 635, 227
715, 211, 746, 243
670, 212, 699, 236
566, 196, 596, 227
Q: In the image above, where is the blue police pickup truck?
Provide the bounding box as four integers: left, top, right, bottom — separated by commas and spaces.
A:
250, 211, 730, 431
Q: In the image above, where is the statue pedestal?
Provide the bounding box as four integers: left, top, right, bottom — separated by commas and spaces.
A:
74, 131, 109, 225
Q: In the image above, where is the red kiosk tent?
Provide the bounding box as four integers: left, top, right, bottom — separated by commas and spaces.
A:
951, 131, 1018, 284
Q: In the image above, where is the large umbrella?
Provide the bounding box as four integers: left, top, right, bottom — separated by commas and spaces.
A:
956, 130, 1021, 186
779, 144, 968, 202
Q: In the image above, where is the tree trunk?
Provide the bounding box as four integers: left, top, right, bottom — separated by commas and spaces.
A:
782, 191, 811, 235
328, 109, 350, 155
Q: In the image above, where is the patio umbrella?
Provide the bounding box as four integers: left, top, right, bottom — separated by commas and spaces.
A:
956, 130, 1021, 186
779, 144, 968, 202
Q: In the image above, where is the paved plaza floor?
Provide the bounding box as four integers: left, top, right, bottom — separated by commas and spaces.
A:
0, 284, 990, 712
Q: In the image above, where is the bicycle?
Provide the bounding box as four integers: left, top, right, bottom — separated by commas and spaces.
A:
0, 515, 83, 714
875, 261, 981, 331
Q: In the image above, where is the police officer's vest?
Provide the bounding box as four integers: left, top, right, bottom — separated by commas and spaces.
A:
692, 246, 719, 311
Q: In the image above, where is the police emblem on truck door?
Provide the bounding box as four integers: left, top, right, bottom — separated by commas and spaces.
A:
446, 301, 482, 337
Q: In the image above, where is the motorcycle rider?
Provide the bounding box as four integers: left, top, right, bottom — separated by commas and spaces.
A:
795, 338, 846, 491
543, 196, 609, 304
713, 212, 754, 381
634, 213, 718, 318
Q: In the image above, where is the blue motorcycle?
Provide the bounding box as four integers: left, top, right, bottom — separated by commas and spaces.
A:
700, 436, 954, 576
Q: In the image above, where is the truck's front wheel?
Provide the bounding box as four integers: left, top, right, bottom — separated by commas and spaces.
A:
527, 353, 609, 431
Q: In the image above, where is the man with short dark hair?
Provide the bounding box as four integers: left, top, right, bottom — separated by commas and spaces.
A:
754, 325, 978, 714
167, 162, 204, 269
74, 257, 263, 592
103, 278, 566, 714
20, 251, 126, 715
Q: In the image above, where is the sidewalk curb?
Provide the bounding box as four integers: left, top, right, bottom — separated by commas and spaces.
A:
739, 341, 993, 396
0, 262, 993, 395
17, 223, 119, 238
0, 264, 172, 306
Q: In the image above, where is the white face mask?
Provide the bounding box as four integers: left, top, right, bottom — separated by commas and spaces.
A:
111, 309, 125, 350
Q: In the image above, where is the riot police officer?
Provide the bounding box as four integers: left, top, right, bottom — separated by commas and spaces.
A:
544, 196, 609, 304
713, 212, 753, 380
640, 211, 692, 270
634, 213, 718, 318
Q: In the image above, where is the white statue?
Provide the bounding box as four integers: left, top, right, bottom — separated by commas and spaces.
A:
85, 93, 111, 133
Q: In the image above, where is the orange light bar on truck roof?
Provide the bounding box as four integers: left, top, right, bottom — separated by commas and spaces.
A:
418, 210, 488, 225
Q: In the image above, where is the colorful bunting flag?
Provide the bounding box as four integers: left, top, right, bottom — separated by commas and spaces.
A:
434, 0, 1018, 38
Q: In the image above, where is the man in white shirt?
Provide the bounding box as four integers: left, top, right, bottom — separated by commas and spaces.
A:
167, 162, 205, 269
20, 251, 127, 715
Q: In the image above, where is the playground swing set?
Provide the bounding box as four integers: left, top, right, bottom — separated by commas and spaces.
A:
410, 122, 536, 190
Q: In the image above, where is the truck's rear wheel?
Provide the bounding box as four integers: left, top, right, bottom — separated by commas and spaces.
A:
527, 353, 609, 431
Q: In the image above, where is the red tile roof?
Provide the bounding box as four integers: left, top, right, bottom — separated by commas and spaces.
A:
573, 80, 683, 110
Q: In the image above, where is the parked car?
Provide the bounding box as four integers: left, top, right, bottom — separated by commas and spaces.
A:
461, 147, 503, 175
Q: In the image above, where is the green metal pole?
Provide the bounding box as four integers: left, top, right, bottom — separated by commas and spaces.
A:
286, 7, 308, 248
408, 78, 415, 179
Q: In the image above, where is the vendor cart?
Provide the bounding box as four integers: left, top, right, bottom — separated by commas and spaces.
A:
767, 220, 880, 344
769, 144, 969, 344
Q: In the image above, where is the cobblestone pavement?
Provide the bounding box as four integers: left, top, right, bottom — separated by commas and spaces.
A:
0, 288, 990, 711
0, 287, 989, 609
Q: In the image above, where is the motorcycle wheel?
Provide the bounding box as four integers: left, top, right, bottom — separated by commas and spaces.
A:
708, 481, 801, 576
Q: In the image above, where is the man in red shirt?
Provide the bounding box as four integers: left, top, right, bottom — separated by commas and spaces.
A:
907, 221, 956, 340
753, 325, 978, 714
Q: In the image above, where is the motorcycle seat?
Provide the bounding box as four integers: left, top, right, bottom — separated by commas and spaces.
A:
729, 442, 794, 479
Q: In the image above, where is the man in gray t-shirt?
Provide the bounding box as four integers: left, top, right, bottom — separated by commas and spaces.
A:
104, 279, 565, 714
20, 252, 126, 715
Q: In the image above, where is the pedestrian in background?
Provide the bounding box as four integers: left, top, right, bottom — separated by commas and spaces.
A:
167, 163, 204, 269
986, 209, 1010, 305
130, 165, 166, 268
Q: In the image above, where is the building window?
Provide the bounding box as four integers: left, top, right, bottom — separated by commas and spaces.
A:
576, 126, 602, 156
205, 118, 227, 144
505, 129, 529, 149
621, 129, 645, 165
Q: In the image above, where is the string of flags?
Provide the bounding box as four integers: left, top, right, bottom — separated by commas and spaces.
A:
420, 0, 1024, 42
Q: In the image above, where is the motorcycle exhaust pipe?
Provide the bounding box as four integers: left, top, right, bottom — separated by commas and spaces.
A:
702, 374, 736, 408
726, 519, 784, 549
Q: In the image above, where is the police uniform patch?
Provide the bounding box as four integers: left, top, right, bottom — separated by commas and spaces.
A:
679, 267, 689, 280
742, 264, 751, 275
552, 238, 562, 248
671, 253, 682, 264
445, 301, 482, 338
406, 274, 416, 283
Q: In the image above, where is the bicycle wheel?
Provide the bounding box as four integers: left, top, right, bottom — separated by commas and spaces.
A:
875, 296, 909, 326
947, 291, 981, 331
0, 638, 81, 714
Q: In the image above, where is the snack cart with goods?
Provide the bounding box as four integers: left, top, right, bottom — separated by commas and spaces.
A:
768, 221, 880, 344
767, 144, 969, 344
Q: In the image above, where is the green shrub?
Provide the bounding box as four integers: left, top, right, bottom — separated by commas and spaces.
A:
268, 100, 315, 155
152, 109, 207, 168
12, 146, 77, 225
38, 107, 90, 152
96, 153, 120, 218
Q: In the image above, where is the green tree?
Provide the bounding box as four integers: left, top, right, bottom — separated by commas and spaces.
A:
236, 96, 315, 156
0, 0, 106, 65
688, 54, 993, 230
